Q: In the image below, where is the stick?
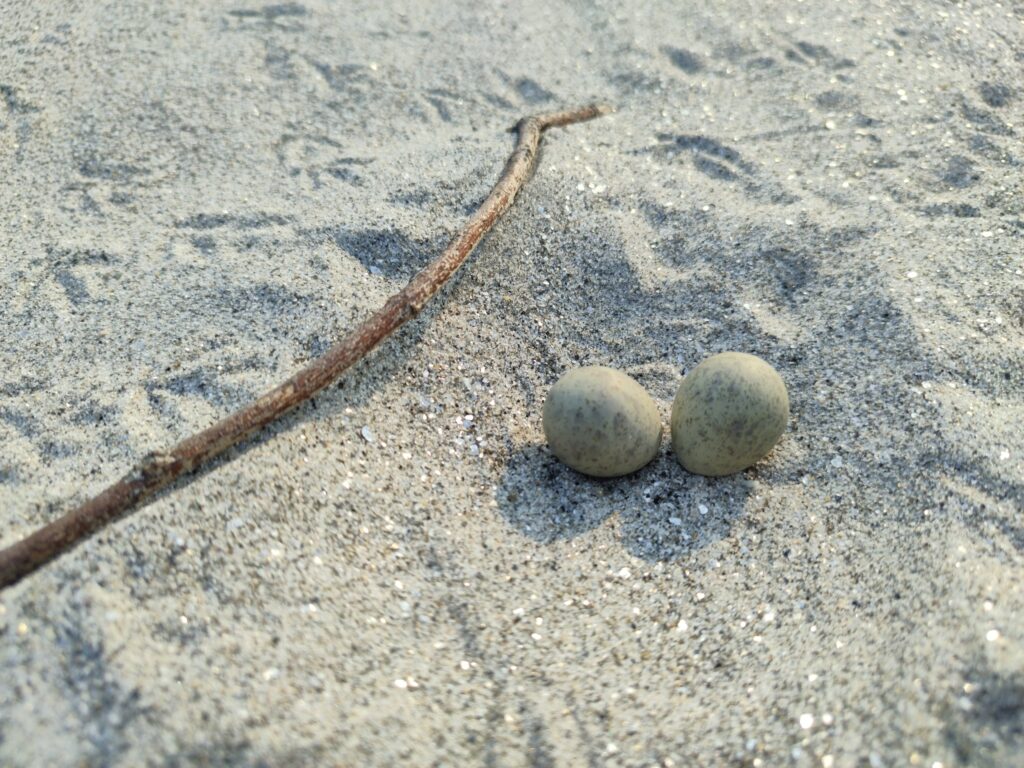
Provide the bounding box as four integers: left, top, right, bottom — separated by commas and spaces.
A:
0, 103, 612, 589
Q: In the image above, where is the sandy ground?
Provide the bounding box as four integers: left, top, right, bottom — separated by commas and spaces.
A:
2, 1, 1023, 765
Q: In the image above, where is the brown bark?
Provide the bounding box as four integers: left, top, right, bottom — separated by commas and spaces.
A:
0, 104, 611, 589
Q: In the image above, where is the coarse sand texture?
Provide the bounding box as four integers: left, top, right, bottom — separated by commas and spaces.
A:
1, 0, 1022, 766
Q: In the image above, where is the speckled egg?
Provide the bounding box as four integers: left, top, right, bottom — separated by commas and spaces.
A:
670, 352, 788, 476
543, 366, 662, 477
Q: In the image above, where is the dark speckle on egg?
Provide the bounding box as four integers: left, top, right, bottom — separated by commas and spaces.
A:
542, 366, 663, 477
671, 352, 789, 476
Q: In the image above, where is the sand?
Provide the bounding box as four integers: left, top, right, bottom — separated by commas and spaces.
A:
1, 1, 1022, 765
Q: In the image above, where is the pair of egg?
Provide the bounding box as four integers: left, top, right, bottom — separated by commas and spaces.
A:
542, 352, 789, 477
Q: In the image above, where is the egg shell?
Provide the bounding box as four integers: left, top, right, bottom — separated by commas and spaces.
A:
542, 366, 662, 478
671, 352, 788, 477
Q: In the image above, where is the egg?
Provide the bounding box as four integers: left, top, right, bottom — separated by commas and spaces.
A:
543, 366, 662, 477
670, 352, 788, 476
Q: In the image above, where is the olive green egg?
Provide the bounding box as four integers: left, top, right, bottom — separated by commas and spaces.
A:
670, 352, 789, 477
542, 366, 663, 478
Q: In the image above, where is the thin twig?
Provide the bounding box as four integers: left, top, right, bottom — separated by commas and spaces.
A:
0, 103, 612, 589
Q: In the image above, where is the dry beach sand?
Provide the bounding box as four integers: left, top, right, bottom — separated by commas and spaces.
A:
2, 0, 1023, 765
